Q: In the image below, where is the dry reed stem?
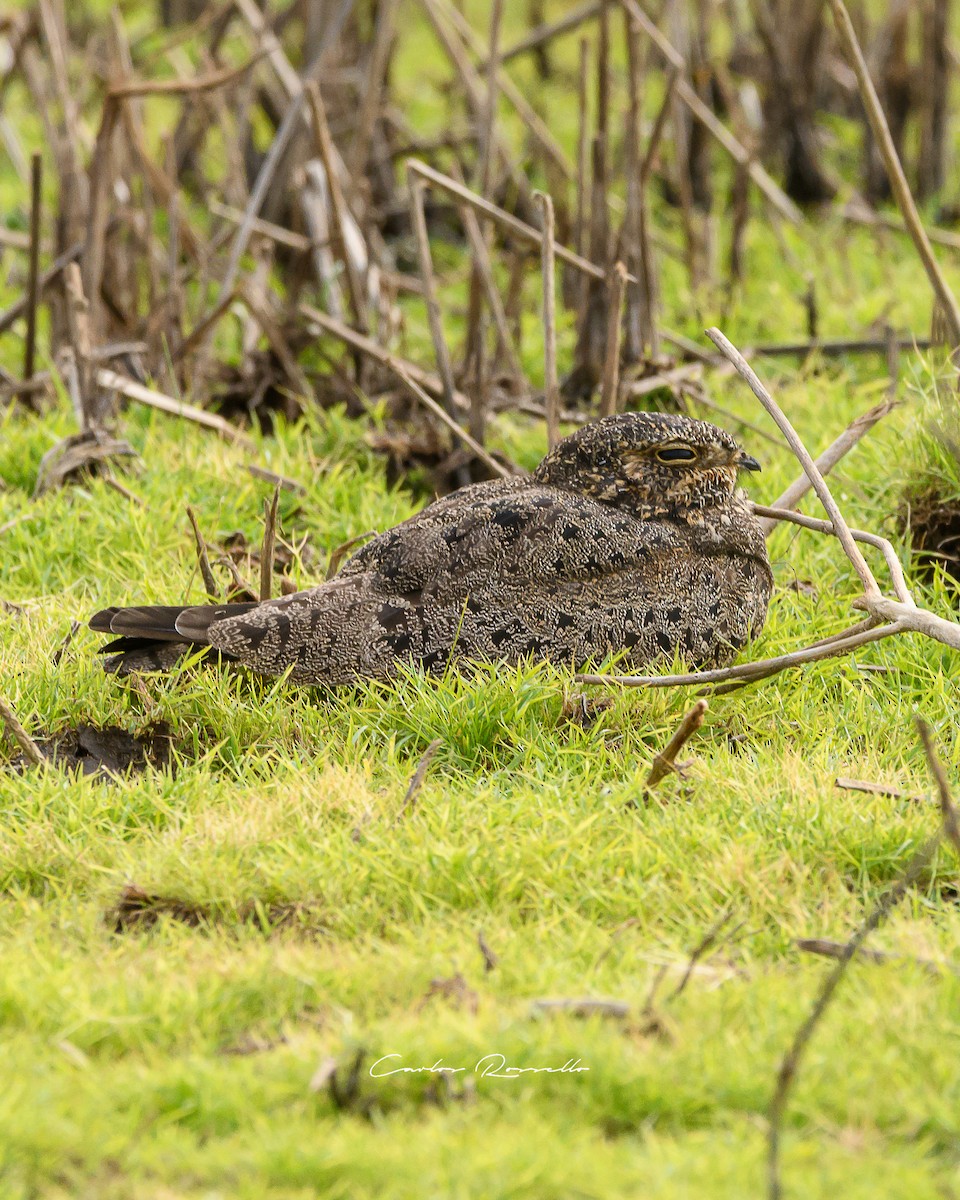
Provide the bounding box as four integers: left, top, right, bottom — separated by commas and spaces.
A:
385, 356, 513, 480
534, 191, 560, 450
500, 0, 603, 64
306, 81, 368, 333
620, 0, 802, 223
406, 159, 638, 286
23, 151, 41, 399
599, 262, 627, 417
828, 0, 960, 349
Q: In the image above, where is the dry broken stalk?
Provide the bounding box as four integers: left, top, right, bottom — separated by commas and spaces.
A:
186, 505, 220, 602
22, 151, 42, 404
534, 191, 560, 450
827, 0, 960, 350
259, 483, 281, 602
385, 356, 512, 481
599, 261, 627, 418
645, 698, 708, 790
0, 693, 44, 767
406, 160, 638, 288
398, 739, 442, 820
620, 0, 802, 224
406, 172, 462, 438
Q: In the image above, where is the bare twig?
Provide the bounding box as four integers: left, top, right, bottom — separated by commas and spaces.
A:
500, 0, 602, 64
759, 401, 899, 536
407, 173, 461, 440
767, 829, 939, 1200
796, 938, 948, 975
667, 903, 738, 1001
477, 929, 499, 972
620, 0, 802, 224
917, 717, 960, 856
706, 328, 880, 599
406, 160, 637, 286
398, 739, 442, 819
0, 693, 44, 767
646, 698, 708, 790
95, 369, 254, 448
835, 777, 921, 802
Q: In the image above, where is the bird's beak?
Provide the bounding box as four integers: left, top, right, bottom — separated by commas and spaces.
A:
737, 451, 761, 472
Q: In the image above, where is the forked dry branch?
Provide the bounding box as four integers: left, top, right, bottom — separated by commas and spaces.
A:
577, 329, 960, 692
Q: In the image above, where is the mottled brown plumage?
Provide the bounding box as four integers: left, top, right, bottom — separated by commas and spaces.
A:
90, 413, 772, 685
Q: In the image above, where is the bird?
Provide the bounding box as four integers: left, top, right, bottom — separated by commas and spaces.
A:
89, 412, 773, 686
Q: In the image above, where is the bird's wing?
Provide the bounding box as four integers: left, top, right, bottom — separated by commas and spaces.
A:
335, 480, 680, 597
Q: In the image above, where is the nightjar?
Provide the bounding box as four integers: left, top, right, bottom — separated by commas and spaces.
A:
90, 412, 773, 684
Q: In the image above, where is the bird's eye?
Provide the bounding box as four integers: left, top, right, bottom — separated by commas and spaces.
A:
655, 445, 698, 464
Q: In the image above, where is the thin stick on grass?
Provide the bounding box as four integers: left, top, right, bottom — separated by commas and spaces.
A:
827, 0, 960, 349
186, 505, 220, 601
398, 738, 442, 819
796, 938, 950, 974
834, 777, 921, 801
577, 619, 907, 690
0, 693, 44, 767
767, 830, 939, 1200
534, 191, 560, 450
667, 903, 738, 1001
769, 718, 960, 1200
917, 717, 960, 855
752, 505, 914, 607
95, 368, 253, 448
477, 929, 498, 972
645, 698, 708, 790
259, 483, 281, 602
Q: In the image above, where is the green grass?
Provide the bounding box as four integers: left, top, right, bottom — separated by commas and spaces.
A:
4, 1, 960, 1197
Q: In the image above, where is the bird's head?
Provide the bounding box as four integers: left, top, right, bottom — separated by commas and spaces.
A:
533, 412, 760, 517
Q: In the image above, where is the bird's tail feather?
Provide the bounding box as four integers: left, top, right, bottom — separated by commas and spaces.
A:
89, 602, 261, 674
